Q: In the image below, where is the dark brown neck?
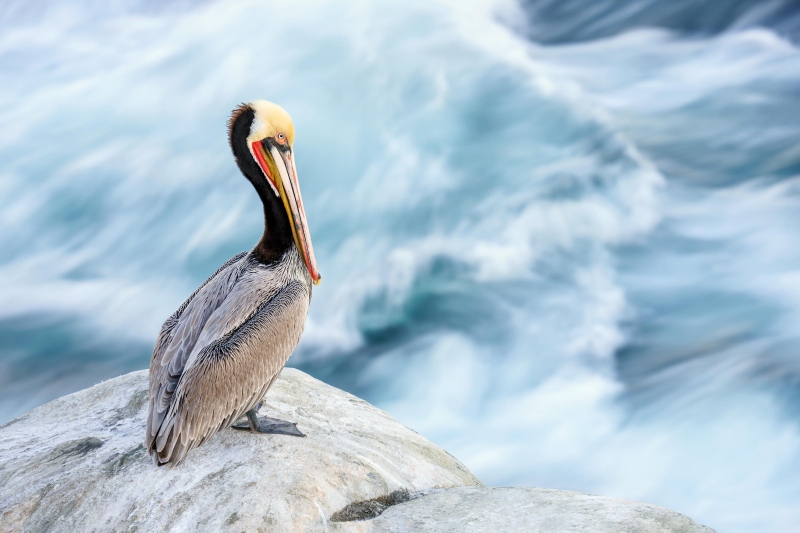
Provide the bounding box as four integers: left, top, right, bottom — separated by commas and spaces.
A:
252, 189, 294, 264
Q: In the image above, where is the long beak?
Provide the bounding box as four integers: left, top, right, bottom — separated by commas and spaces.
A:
251, 140, 321, 284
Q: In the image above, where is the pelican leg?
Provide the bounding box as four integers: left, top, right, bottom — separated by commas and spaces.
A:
231, 402, 305, 437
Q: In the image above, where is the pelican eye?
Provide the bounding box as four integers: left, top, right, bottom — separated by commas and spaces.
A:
273, 132, 289, 148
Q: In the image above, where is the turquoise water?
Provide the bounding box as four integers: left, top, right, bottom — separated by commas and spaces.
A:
2, 1, 800, 530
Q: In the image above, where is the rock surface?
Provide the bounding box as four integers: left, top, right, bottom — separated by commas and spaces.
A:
330, 487, 715, 533
0, 369, 715, 533
0, 369, 479, 532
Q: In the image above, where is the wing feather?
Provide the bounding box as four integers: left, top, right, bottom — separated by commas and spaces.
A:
147, 280, 309, 466
146, 252, 247, 446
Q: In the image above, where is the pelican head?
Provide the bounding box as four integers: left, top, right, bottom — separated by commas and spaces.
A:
228, 100, 320, 284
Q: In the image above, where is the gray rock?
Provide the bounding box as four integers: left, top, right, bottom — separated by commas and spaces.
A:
0, 369, 479, 532
330, 487, 715, 533
0, 369, 714, 533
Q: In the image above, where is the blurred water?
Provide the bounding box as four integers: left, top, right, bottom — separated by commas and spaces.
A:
1, 1, 800, 531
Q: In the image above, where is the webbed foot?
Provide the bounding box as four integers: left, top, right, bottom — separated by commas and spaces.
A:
231, 403, 305, 437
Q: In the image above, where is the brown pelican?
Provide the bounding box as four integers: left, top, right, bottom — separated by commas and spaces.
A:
145, 100, 320, 466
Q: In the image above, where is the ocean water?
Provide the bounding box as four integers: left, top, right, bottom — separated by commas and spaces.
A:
1, 1, 800, 531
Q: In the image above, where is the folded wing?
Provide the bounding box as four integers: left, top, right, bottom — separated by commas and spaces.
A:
146, 258, 309, 465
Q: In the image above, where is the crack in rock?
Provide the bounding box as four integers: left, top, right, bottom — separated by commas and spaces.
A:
330, 489, 417, 522
55, 437, 104, 459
